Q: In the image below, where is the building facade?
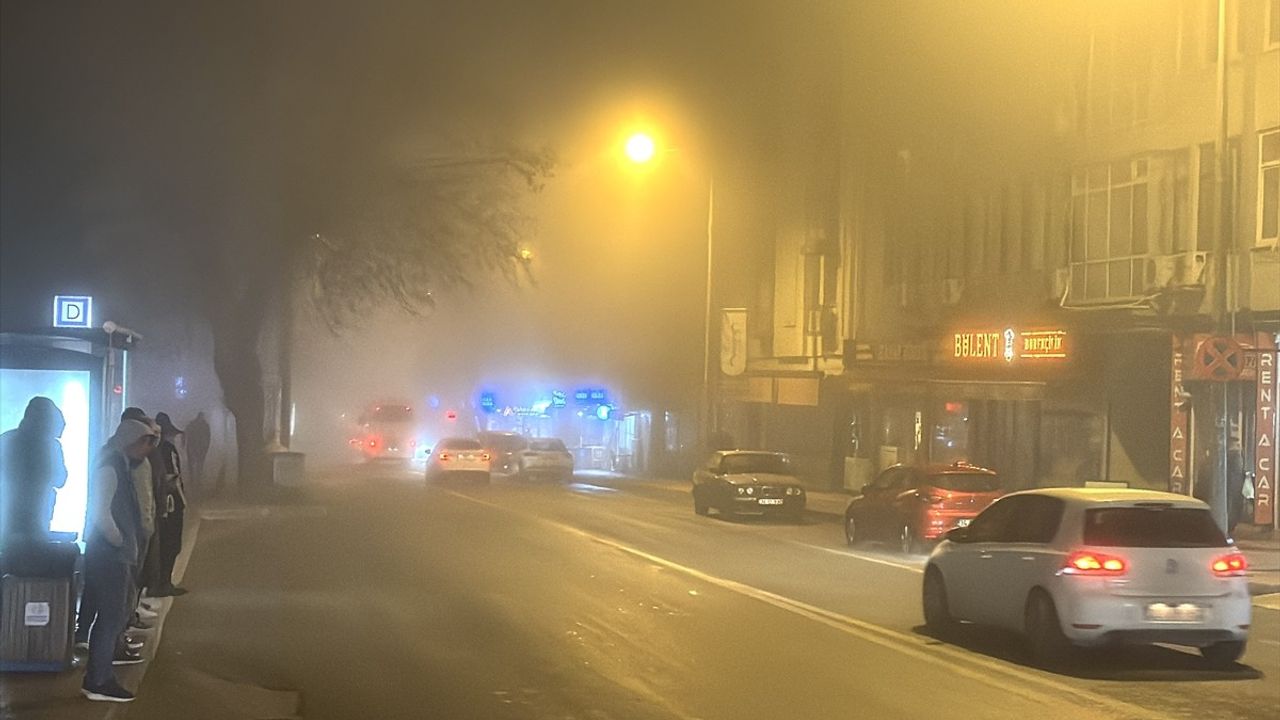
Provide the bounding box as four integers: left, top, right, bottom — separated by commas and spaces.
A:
717, 0, 1279, 528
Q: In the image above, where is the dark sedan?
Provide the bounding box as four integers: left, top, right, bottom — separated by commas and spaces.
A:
692, 450, 807, 520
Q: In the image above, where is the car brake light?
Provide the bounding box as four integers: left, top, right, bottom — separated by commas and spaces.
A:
368, 439, 377, 448
1211, 552, 1248, 577
439, 452, 451, 461
1063, 551, 1126, 576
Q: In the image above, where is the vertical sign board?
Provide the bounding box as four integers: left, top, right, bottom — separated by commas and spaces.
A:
1256, 346, 1277, 525
1170, 335, 1189, 494
720, 308, 747, 376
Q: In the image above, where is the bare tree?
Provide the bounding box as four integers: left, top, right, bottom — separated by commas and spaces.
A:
189, 145, 553, 485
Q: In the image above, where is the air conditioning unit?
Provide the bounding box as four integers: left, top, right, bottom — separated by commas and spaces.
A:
1148, 252, 1208, 290
940, 278, 964, 306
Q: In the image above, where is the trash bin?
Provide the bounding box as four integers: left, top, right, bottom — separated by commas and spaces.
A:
269, 451, 305, 487
0, 539, 80, 672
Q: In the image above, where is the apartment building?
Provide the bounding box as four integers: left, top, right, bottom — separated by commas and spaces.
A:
717, 0, 1278, 527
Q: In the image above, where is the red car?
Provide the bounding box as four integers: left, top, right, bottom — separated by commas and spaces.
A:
843, 462, 1003, 554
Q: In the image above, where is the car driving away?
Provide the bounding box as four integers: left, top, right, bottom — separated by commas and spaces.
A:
921, 488, 1252, 670
691, 450, 806, 520
425, 437, 491, 484
478, 431, 528, 476
844, 462, 1002, 555
517, 437, 574, 482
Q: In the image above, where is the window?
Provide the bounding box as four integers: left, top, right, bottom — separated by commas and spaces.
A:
965, 496, 1019, 543
1197, 142, 1217, 251
1008, 496, 1066, 544
1268, 0, 1280, 49
721, 453, 791, 475
924, 472, 1001, 493
1083, 506, 1227, 548
1204, 0, 1220, 64
1260, 129, 1280, 247
529, 438, 567, 452
1069, 158, 1151, 301
1088, 25, 1152, 130
966, 192, 985, 276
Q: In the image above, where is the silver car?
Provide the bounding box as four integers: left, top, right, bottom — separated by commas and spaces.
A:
922, 488, 1251, 668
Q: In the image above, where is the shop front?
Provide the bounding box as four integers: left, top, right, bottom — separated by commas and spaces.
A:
839, 322, 1115, 494
1172, 331, 1279, 530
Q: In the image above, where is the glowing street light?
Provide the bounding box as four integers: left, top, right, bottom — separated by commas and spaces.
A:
624, 132, 657, 164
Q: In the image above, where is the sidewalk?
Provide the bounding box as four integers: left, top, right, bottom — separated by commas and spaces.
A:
0, 493, 234, 719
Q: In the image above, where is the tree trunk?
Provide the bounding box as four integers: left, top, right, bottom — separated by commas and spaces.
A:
211, 299, 268, 489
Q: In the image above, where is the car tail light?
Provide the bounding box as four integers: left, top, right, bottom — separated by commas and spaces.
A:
1211, 552, 1248, 577
1062, 551, 1127, 576
367, 439, 377, 448
439, 452, 451, 461
482, 452, 491, 461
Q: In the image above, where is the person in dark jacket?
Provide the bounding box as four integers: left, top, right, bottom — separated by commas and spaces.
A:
184, 411, 211, 485
150, 413, 188, 596
80, 419, 155, 703
0, 397, 69, 543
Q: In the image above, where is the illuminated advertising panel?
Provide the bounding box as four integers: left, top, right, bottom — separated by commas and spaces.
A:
0, 368, 92, 537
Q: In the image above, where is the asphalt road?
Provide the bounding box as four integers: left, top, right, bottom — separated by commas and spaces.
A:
124, 466, 1280, 720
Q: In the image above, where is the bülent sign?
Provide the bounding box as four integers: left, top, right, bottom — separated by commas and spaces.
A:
53, 295, 93, 329
951, 328, 1067, 362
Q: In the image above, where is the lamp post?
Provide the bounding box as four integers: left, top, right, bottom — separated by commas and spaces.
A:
624, 131, 717, 450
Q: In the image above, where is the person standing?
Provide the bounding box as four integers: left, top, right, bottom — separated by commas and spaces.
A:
184, 411, 211, 486
0, 397, 69, 543
151, 413, 188, 596
119, 409, 159, 624
80, 419, 154, 703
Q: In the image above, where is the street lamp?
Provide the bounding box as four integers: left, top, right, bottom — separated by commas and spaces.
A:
624, 132, 657, 164
622, 132, 717, 450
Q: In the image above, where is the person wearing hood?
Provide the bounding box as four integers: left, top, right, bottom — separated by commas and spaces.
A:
79, 418, 154, 703
150, 413, 189, 596
0, 396, 69, 543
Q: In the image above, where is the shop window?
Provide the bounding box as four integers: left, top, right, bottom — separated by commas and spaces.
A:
1040, 409, 1106, 486
931, 400, 971, 465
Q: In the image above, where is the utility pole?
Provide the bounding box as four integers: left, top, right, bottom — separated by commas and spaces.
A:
1209, 0, 1232, 532
701, 176, 716, 451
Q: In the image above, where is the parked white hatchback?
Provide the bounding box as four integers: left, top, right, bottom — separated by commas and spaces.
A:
922, 488, 1251, 668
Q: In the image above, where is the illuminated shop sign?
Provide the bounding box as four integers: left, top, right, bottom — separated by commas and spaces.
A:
952, 328, 1068, 362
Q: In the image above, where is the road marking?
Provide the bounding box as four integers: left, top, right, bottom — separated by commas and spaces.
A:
446, 490, 1165, 720
797, 542, 927, 573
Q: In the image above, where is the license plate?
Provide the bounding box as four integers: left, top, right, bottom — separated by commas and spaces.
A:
956, 518, 971, 527
1145, 602, 1205, 622
757, 498, 784, 505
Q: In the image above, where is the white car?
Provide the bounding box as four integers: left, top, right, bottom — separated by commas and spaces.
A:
922, 488, 1251, 668
425, 437, 491, 484
517, 438, 574, 481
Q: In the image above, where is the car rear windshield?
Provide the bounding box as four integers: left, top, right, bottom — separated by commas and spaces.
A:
926, 473, 1001, 492
721, 454, 791, 475
530, 439, 567, 452
1084, 506, 1228, 548
439, 439, 483, 450
481, 434, 527, 451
